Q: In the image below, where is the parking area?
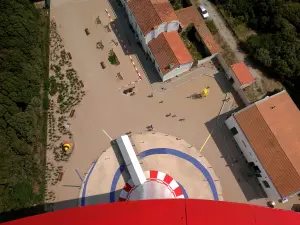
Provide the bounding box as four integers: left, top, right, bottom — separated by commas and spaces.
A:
48, 0, 273, 211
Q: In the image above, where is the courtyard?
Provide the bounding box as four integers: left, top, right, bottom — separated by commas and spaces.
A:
48, 0, 269, 211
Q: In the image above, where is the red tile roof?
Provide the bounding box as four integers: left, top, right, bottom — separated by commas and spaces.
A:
175, 6, 204, 29
148, 32, 193, 75
234, 91, 300, 198
127, 0, 178, 35
231, 62, 255, 86
175, 6, 220, 55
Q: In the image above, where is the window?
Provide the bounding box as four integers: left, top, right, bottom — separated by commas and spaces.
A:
253, 166, 261, 174
230, 127, 238, 135
255, 173, 262, 178
248, 162, 255, 167
263, 180, 270, 188
241, 140, 247, 147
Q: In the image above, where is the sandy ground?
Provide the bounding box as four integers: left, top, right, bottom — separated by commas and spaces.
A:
46, 0, 297, 212
80, 132, 222, 206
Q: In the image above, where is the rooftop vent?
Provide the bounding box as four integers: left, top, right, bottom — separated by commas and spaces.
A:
168, 63, 175, 69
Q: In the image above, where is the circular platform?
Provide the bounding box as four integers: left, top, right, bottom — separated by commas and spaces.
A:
119, 170, 184, 201
79, 132, 222, 206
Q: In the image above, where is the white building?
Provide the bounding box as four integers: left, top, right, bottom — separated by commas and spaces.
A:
228, 62, 255, 91
225, 91, 300, 202
120, 0, 192, 81
121, 0, 180, 52
147, 32, 193, 81
226, 62, 256, 105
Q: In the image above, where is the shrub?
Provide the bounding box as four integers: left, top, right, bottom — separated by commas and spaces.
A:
206, 20, 218, 35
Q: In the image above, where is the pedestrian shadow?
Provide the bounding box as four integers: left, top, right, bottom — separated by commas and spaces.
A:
205, 110, 267, 201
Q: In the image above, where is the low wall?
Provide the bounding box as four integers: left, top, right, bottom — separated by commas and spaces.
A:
237, 88, 251, 106
216, 54, 233, 79
216, 54, 251, 105
197, 54, 217, 66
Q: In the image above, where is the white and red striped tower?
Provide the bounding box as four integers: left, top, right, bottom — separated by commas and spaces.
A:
119, 170, 184, 201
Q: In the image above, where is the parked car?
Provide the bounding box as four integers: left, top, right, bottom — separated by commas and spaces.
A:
199, 4, 209, 19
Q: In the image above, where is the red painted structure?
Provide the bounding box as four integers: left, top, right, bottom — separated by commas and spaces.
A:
3, 199, 300, 225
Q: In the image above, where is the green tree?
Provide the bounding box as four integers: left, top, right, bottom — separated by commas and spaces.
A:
0, 0, 47, 213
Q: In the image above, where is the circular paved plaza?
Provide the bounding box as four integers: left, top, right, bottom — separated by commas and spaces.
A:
79, 132, 222, 206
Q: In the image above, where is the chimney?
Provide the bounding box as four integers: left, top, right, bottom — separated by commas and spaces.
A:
271, 106, 276, 109
168, 63, 174, 69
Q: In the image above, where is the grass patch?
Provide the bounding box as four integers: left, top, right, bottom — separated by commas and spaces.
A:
242, 82, 266, 104
108, 49, 120, 65
172, 2, 183, 10
206, 20, 218, 35
217, 6, 255, 41
169, 0, 191, 11
39, 7, 50, 209
181, 25, 203, 61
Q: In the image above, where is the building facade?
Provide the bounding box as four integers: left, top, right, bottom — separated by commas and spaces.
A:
225, 116, 281, 200
225, 91, 300, 202
120, 0, 191, 81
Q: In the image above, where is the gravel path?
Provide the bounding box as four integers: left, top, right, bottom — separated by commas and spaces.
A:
191, 0, 263, 79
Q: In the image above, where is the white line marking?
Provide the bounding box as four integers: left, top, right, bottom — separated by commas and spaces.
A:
103, 130, 113, 141
175, 80, 190, 88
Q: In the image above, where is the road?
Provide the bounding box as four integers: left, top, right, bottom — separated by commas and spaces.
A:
191, 0, 263, 80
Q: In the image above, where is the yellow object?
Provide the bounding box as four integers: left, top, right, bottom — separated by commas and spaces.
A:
63, 143, 71, 151
199, 130, 214, 153
201, 87, 210, 97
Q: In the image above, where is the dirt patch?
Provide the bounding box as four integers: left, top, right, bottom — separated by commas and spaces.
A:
261, 76, 283, 93
214, 33, 238, 65
242, 81, 266, 104
33, 182, 40, 194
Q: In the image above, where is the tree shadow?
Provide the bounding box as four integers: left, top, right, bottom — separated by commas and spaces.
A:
0, 190, 122, 223
107, 0, 161, 84
205, 109, 267, 201
292, 204, 300, 212
0, 140, 132, 223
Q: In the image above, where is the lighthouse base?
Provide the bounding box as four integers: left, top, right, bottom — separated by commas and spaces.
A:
119, 170, 184, 201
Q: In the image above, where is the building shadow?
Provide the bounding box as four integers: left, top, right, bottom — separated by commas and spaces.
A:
107, 0, 162, 84
111, 140, 131, 183
0, 190, 122, 223
292, 204, 300, 212
205, 110, 267, 201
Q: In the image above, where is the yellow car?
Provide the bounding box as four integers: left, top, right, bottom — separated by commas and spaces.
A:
201, 86, 210, 97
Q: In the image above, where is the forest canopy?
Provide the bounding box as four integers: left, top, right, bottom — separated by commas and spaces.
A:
0, 0, 46, 213
218, 0, 300, 102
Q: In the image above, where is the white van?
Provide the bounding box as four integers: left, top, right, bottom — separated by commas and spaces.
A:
199, 4, 209, 19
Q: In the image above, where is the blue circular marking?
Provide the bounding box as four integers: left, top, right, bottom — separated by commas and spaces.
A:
110, 148, 218, 202
177, 181, 189, 198
110, 165, 125, 202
